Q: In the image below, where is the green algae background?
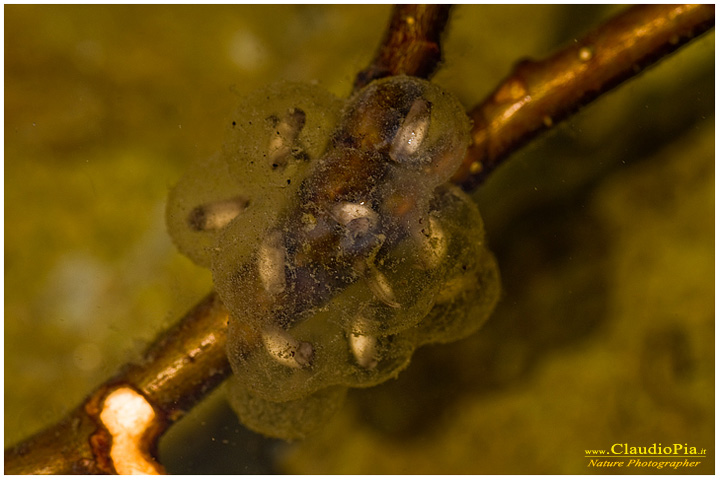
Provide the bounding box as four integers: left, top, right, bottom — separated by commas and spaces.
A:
5, 5, 714, 474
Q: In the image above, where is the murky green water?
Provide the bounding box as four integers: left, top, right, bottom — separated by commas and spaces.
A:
5, 5, 714, 474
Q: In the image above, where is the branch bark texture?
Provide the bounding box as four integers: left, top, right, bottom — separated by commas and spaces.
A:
5, 293, 232, 474
353, 4, 452, 91
451, 4, 715, 190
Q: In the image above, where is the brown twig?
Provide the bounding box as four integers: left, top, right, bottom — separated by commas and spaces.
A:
5, 6, 458, 473
451, 4, 715, 190
5, 293, 232, 474
353, 4, 452, 91
4, 4, 714, 475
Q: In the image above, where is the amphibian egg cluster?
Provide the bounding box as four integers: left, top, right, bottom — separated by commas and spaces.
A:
167, 76, 500, 439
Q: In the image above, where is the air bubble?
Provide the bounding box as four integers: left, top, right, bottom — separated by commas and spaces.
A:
578, 46, 594, 62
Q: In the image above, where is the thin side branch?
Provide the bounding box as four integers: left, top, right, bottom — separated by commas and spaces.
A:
353, 4, 452, 92
4, 4, 714, 475
451, 4, 715, 190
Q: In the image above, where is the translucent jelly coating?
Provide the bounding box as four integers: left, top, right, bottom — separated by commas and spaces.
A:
166, 77, 500, 440
409, 185, 501, 347
166, 82, 343, 268
225, 184, 497, 405
226, 185, 499, 439
216, 76, 471, 335
226, 380, 348, 441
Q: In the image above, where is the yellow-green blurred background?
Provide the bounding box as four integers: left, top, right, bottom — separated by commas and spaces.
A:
5, 5, 714, 474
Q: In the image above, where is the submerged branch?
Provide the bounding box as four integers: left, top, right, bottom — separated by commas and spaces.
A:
353, 4, 452, 92
5, 293, 232, 474
451, 4, 715, 190
4, 4, 714, 475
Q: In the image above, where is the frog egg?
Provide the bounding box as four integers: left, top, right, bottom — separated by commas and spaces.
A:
228, 329, 323, 403
389, 97, 432, 162
341, 311, 416, 387
342, 75, 471, 183
365, 266, 401, 309
260, 325, 314, 369
166, 152, 246, 267
415, 250, 500, 346
166, 82, 343, 269
223, 82, 344, 188
409, 185, 501, 345
266, 107, 307, 170
415, 215, 449, 270
332, 202, 378, 230
256, 229, 287, 296
187, 195, 249, 232
226, 279, 358, 403
349, 314, 380, 369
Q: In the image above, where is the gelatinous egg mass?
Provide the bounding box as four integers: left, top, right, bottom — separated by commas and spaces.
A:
166, 76, 500, 440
